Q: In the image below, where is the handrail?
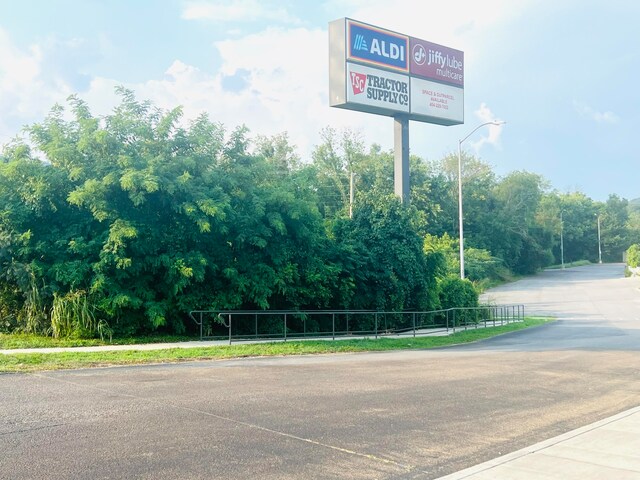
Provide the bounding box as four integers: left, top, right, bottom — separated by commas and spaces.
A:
189, 305, 525, 344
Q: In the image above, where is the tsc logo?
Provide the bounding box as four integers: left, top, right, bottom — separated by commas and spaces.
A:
350, 72, 367, 95
413, 44, 426, 65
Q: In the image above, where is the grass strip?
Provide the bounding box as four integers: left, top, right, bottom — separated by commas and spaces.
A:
0, 318, 552, 373
0, 333, 193, 349
545, 260, 592, 270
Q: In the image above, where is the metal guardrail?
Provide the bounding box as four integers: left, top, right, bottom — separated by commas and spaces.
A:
189, 305, 525, 344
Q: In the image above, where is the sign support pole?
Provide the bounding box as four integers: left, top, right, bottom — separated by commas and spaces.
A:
394, 115, 410, 203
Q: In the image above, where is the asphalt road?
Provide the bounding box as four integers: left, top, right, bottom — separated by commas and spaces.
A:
2, 264, 640, 479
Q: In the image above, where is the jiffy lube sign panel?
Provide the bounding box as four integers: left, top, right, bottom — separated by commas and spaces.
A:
410, 38, 464, 87
329, 17, 464, 126
347, 20, 409, 72
346, 63, 410, 113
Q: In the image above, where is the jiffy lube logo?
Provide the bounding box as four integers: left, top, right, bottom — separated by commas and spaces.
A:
410, 38, 464, 87
348, 20, 409, 72
412, 44, 427, 66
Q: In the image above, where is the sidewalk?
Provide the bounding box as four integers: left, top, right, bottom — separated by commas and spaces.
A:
0, 340, 229, 355
437, 405, 640, 479
0, 326, 460, 355
2, 321, 515, 355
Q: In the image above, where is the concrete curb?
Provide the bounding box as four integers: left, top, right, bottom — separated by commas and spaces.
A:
436, 405, 640, 479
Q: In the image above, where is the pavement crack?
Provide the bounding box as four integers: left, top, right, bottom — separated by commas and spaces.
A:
33, 372, 423, 475
0, 423, 66, 436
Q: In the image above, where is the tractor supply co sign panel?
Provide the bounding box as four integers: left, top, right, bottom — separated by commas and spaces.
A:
346, 63, 409, 114
329, 18, 464, 126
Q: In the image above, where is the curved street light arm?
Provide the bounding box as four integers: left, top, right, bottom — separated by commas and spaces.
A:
459, 121, 506, 146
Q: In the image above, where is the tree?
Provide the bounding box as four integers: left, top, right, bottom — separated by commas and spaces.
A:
556, 192, 599, 263
489, 171, 553, 273
600, 194, 631, 262
333, 193, 441, 313
0, 91, 340, 335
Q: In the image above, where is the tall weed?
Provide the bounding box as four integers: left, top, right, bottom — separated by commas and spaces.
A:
51, 290, 111, 340
21, 279, 48, 334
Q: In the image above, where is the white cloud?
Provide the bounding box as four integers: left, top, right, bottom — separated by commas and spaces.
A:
468, 102, 505, 151
75, 27, 384, 160
182, 0, 302, 25
0, 28, 74, 145
573, 100, 619, 124
333, 0, 535, 62
0, 22, 388, 160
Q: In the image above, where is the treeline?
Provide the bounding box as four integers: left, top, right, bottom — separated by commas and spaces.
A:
0, 90, 638, 337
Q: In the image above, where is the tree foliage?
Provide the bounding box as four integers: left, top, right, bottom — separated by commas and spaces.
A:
1, 92, 637, 337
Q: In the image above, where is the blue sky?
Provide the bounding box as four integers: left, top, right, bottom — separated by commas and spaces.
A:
0, 0, 638, 201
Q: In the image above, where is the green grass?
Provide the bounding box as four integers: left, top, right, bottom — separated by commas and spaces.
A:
0, 333, 194, 349
545, 260, 592, 270
0, 318, 552, 373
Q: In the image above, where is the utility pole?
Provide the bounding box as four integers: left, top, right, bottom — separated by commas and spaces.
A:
349, 171, 355, 219
597, 214, 602, 264
560, 211, 565, 269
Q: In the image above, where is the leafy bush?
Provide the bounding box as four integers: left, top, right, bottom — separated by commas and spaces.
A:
438, 276, 479, 310
627, 244, 640, 268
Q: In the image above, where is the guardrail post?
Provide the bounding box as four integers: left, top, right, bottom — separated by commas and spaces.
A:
375, 313, 378, 339
413, 312, 416, 338
199, 312, 203, 340
332, 313, 335, 340
452, 310, 456, 334
284, 313, 287, 342
255, 313, 258, 338
228, 314, 232, 345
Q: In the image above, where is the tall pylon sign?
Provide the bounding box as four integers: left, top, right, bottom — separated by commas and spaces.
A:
329, 18, 464, 202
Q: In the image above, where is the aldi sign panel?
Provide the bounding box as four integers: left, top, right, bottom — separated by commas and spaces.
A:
329, 17, 464, 126
347, 20, 409, 72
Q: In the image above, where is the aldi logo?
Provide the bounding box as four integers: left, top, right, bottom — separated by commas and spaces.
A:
353, 34, 368, 52
347, 20, 409, 72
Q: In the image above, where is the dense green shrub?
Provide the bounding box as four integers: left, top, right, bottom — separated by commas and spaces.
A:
627, 244, 640, 268
438, 276, 479, 310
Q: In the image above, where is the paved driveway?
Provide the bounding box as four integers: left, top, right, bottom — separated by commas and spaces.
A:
2, 264, 640, 479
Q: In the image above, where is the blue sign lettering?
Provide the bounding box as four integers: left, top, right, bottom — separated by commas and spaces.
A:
348, 21, 408, 72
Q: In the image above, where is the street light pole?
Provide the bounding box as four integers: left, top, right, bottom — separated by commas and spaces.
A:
457, 121, 506, 279
560, 211, 565, 269
597, 214, 602, 264
457, 139, 464, 279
